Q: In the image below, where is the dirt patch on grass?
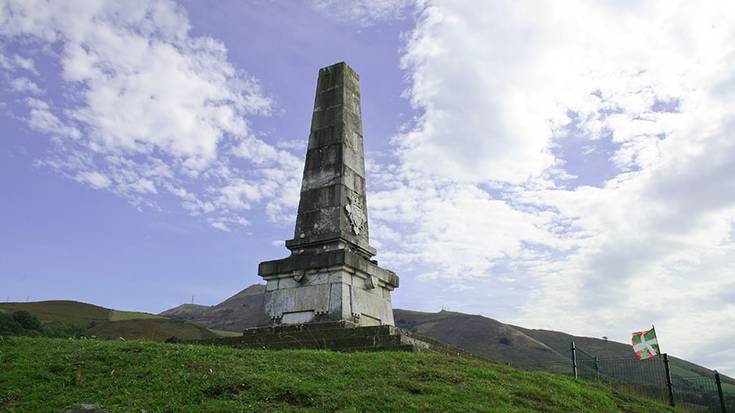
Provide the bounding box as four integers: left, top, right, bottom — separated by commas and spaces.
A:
202, 382, 253, 398
274, 388, 316, 407
395, 380, 437, 395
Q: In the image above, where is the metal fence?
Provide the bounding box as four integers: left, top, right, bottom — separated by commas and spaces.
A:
571, 341, 733, 412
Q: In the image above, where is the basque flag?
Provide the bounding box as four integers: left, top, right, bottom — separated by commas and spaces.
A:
632, 326, 660, 360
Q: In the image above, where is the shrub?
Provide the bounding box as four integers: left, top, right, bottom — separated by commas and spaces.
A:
42, 321, 86, 338
12, 311, 42, 331
0, 312, 21, 335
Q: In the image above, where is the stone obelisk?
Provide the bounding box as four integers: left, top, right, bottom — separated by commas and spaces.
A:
258, 62, 399, 327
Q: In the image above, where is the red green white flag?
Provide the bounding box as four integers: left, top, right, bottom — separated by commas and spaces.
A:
632, 326, 660, 360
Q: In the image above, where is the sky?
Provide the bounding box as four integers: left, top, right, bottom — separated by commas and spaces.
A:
1, 0, 734, 375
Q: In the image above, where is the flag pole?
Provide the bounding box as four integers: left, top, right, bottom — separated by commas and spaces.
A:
652, 323, 662, 357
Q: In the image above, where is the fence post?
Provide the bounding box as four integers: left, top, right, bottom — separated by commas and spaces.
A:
715, 370, 727, 413
594, 356, 600, 380
571, 341, 578, 379
663, 353, 675, 407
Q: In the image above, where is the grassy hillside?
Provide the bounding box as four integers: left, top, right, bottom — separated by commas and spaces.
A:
0, 301, 215, 341
515, 326, 734, 386
0, 337, 680, 413
160, 284, 267, 331
0, 301, 160, 327
393, 309, 735, 388
86, 318, 216, 341
0, 301, 111, 326
394, 309, 571, 372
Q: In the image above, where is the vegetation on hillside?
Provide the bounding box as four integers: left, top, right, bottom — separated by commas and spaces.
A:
0, 301, 216, 341
0, 337, 680, 413
0, 301, 157, 327
0, 309, 85, 338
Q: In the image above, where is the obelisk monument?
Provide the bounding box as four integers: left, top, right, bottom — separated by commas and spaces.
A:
258, 62, 399, 327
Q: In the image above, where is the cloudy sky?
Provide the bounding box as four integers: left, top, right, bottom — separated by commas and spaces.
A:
1, 0, 734, 374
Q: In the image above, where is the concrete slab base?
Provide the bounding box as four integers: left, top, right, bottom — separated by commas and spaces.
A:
259, 249, 398, 327
199, 321, 477, 357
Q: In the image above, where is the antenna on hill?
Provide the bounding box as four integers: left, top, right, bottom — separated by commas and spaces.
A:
26, 295, 30, 302
191, 295, 194, 304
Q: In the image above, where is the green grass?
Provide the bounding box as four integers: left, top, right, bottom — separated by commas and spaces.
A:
108, 310, 164, 321
86, 319, 216, 341
209, 329, 243, 337
721, 381, 735, 396
0, 337, 681, 413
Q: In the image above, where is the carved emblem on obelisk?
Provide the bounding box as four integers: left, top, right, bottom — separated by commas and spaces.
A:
345, 193, 366, 235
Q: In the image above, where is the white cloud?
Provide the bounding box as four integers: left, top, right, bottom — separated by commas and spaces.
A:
0, 52, 37, 73
0, 0, 301, 227
208, 216, 249, 232
363, 0, 735, 374
9, 77, 41, 94
75, 171, 111, 189
209, 221, 231, 232
25, 98, 81, 139
310, 0, 411, 27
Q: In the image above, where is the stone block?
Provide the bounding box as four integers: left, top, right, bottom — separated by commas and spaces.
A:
311, 105, 345, 130
314, 86, 343, 110
293, 206, 341, 238
297, 186, 341, 213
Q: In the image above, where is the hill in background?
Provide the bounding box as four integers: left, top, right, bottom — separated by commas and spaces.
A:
0, 300, 217, 341
161, 284, 268, 331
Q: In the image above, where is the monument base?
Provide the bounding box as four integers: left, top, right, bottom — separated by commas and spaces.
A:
259, 249, 399, 327
199, 321, 474, 356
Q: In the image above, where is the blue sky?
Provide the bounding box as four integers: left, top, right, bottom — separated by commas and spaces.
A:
1, 0, 734, 375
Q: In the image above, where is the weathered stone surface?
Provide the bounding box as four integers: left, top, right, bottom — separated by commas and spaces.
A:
257, 62, 398, 328
287, 62, 374, 257
201, 322, 478, 357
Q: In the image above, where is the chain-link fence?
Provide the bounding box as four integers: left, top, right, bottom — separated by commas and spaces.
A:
570, 341, 733, 412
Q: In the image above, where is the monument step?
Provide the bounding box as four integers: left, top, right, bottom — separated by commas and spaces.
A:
217, 334, 396, 347
196, 324, 481, 358
211, 333, 403, 350
338, 344, 417, 353
235, 326, 396, 342
241, 320, 370, 336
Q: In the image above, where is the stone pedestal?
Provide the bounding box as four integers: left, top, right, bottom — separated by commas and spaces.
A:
259, 250, 398, 327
